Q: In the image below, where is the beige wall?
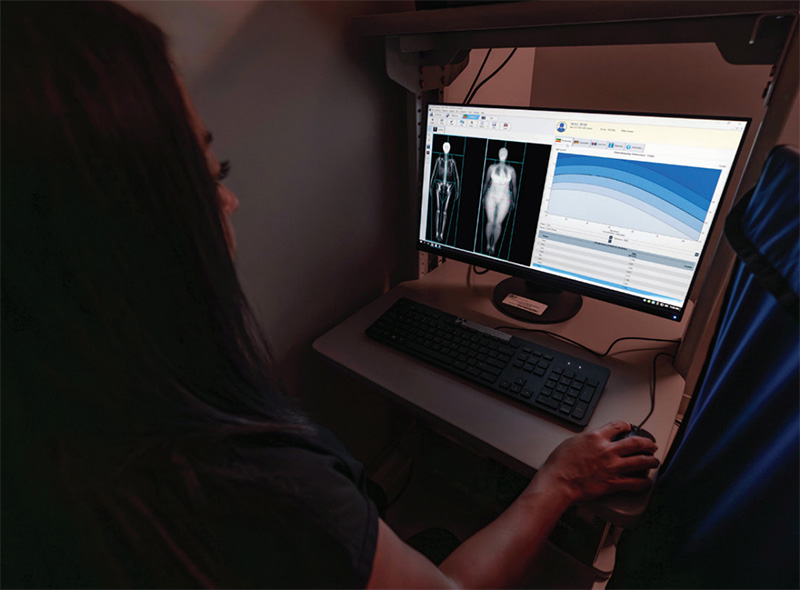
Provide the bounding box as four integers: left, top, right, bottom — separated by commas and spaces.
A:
779, 93, 800, 147
530, 44, 772, 115
125, 1, 414, 395
444, 47, 536, 107
529, 42, 798, 156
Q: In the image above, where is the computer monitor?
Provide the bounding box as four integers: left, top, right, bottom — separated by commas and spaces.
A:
419, 104, 749, 323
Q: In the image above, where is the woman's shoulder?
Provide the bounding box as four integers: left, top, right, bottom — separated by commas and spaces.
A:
117, 424, 371, 521
103, 424, 379, 587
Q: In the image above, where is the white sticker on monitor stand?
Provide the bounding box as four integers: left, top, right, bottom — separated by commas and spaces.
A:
502, 293, 548, 316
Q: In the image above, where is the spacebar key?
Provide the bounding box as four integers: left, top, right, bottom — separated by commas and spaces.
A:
479, 371, 497, 383
405, 342, 453, 367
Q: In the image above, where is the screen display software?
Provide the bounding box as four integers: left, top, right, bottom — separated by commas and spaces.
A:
419, 104, 749, 320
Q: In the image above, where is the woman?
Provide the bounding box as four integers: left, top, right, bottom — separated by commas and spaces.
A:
1, 2, 659, 588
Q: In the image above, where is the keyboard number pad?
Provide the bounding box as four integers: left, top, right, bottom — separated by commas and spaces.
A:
535, 367, 598, 420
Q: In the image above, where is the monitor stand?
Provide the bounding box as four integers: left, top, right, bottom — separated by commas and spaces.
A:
492, 277, 582, 324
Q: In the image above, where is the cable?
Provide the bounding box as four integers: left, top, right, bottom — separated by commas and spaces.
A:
466, 265, 489, 288
638, 351, 676, 430
462, 49, 492, 105
496, 325, 678, 431
495, 323, 678, 431
600, 335, 681, 358
466, 48, 517, 105
494, 325, 681, 358
465, 48, 518, 105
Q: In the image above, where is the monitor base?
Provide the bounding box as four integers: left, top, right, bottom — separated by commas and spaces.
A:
492, 277, 582, 324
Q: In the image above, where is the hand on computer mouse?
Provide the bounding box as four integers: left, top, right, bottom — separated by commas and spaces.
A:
610, 423, 659, 478
530, 421, 660, 505
611, 423, 656, 443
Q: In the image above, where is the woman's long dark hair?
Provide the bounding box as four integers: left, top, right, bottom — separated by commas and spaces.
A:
2, 2, 308, 585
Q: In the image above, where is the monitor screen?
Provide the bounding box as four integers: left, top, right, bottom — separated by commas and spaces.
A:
419, 104, 749, 322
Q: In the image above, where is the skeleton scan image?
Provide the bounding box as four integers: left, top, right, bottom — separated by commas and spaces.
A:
422, 134, 544, 264
428, 141, 461, 242
482, 147, 517, 255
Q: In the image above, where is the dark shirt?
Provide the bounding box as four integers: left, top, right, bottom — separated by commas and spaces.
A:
4, 425, 379, 588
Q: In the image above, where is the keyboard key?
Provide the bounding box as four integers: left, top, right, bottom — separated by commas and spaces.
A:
489, 358, 506, 369
538, 395, 559, 409
478, 363, 502, 377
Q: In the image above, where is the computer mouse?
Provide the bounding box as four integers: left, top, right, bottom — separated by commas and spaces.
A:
612, 424, 656, 443
612, 424, 657, 478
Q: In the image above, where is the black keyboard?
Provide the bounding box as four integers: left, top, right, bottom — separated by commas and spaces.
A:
366, 298, 609, 428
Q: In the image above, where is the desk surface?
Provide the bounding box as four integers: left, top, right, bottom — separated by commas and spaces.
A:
314, 261, 689, 526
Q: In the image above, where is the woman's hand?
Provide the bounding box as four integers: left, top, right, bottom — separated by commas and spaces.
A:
369, 421, 660, 590
529, 421, 661, 505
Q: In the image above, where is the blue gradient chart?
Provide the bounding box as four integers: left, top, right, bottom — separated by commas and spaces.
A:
549, 154, 722, 240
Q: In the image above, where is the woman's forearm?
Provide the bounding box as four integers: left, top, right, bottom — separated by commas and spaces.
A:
439, 483, 572, 588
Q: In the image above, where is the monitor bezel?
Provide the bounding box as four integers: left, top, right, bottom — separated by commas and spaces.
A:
417, 103, 751, 322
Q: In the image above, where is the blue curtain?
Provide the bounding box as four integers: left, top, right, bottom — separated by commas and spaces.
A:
612, 145, 799, 589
